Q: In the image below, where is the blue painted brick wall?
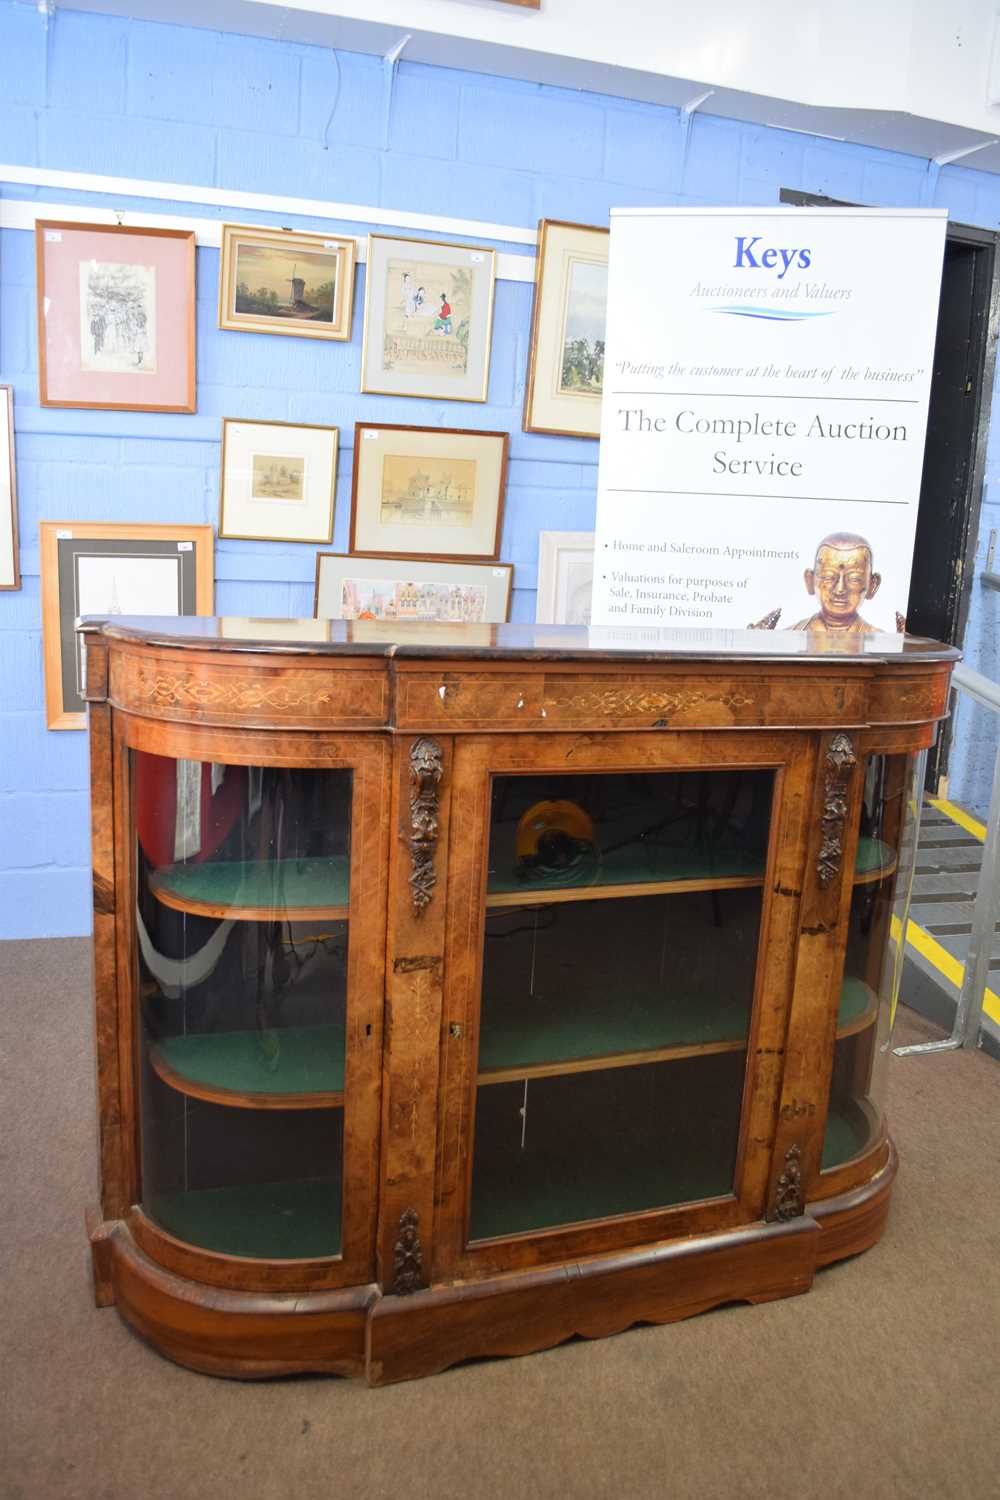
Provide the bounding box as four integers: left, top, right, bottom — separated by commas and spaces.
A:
2, 0, 1000, 936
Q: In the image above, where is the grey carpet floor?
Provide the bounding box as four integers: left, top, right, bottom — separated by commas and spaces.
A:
1, 936, 998, 1500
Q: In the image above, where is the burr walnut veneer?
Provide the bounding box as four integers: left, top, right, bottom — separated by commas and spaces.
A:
80, 618, 957, 1384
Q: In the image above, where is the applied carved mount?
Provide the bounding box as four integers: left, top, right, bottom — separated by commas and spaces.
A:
391, 1208, 427, 1296
409, 738, 444, 918
817, 733, 857, 887
774, 1144, 804, 1221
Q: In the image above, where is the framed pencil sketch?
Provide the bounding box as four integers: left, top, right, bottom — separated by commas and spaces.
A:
0, 387, 19, 590
218, 225, 356, 341
219, 419, 338, 543
40, 522, 214, 729
36, 221, 196, 412
361, 234, 497, 402
536, 531, 595, 624
524, 220, 608, 438
315, 553, 512, 624
350, 422, 508, 561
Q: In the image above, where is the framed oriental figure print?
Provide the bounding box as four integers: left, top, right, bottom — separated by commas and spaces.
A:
315, 553, 512, 624
361, 234, 496, 402
350, 422, 508, 561
0, 387, 19, 590
40, 522, 213, 729
524, 220, 608, 438
218, 225, 356, 341
219, 419, 339, 544
35, 222, 195, 413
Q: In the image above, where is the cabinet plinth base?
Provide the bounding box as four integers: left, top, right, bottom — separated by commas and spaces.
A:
88, 1145, 895, 1383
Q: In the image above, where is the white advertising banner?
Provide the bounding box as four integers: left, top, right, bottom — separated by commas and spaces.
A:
592, 207, 947, 636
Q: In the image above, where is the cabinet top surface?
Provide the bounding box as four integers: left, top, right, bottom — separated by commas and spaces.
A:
82, 617, 960, 666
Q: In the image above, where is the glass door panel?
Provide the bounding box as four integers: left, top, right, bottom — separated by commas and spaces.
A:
823, 753, 921, 1171
133, 752, 352, 1260
469, 768, 774, 1242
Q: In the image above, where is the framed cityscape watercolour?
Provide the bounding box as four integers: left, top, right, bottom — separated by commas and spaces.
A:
218, 225, 356, 341
350, 422, 508, 561
0, 387, 19, 590
314, 553, 512, 624
524, 220, 608, 438
40, 522, 214, 729
536, 531, 595, 623
219, 419, 339, 543
35, 221, 196, 412
361, 234, 497, 402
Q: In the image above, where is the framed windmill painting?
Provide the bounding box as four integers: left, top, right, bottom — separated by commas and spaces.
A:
218, 225, 357, 341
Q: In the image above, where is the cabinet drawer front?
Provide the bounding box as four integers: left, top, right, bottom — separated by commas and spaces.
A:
396, 669, 867, 731
109, 648, 388, 729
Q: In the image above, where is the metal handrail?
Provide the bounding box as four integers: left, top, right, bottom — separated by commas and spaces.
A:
895, 660, 1000, 1056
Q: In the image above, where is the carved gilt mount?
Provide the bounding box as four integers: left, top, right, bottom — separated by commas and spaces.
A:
817, 732, 857, 887
408, 737, 444, 918
391, 1207, 427, 1296
774, 1144, 804, 1221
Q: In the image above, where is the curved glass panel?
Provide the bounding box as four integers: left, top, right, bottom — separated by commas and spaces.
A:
469, 767, 774, 1241
823, 751, 923, 1172
132, 752, 351, 1259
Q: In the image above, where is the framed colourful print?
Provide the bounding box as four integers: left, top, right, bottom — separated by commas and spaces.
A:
219, 418, 339, 544
315, 553, 512, 624
218, 225, 356, 341
524, 220, 608, 438
40, 522, 214, 729
350, 422, 508, 561
36, 221, 196, 412
0, 387, 19, 590
361, 234, 497, 402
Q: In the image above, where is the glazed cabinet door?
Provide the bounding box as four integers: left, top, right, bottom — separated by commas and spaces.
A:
111, 717, 390, 1292
433, 730, 816, 1280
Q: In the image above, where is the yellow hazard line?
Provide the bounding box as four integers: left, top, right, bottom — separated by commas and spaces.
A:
926, 795, 987, 842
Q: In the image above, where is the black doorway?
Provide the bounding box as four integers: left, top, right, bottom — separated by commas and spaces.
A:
781, 190, 999, 789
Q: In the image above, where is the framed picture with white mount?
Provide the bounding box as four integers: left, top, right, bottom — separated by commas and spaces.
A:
219, 419, 339, 544
0, 387, 19, 590
536, 531, 595, 624
361, 234, 497, 402
35, 220, 195, 413
524, 219, 608, 438
350, 422, 508, 561
218, 225, 356, 342
315, 553, 512, 625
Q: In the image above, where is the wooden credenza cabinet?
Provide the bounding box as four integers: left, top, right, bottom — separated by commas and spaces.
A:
80, 618, 957, 1384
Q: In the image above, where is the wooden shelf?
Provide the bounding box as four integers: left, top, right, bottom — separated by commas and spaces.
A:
150, 1176, 342, 1260
149, 1024, 345, 1109
477, 975, 877, 1086
822, 1099, 880, 1172
149, 856, 350, 920
484, 837, 895, 910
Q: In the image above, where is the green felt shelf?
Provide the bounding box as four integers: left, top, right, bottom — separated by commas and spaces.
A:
486, 837, 895, 907
477, 975, 876, 1083
822, 1101, 879, 1172
149, 856, 350, 919
150, 1176, 342, 1260
150, 1024, 345, 1107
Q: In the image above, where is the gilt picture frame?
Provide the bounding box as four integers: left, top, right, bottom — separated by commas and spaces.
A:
0, 387, 19, 590
219, 418, 339, 544
361, 234, 497, 402
524, 219, 609, 439
40, 522, 214, 729
315, 552, 512, 624
218, 225, 357, 342
350, 422, 508, 561
36, 221, 196, 412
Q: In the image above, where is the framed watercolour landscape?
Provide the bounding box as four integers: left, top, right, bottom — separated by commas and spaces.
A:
40, 522, 213, 729
524, 220, 608, 438
361, 234, 496, 402
36, 221, 195, 412
219, 419, 338, 543
315, 553, 512, 624
350, 422, 507, 561
218, 225, 356, 341
0, 387, 19, 590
